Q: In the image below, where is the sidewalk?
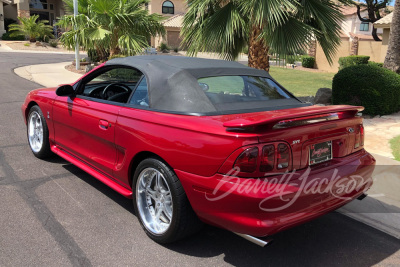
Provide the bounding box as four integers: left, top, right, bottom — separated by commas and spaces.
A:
0, 40, 82, 55
14, 62, 82, 87
13, 61, 400, 239
338, 154, 400, 239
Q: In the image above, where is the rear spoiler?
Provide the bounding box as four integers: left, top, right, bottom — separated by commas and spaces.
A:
223, 105, 363, 131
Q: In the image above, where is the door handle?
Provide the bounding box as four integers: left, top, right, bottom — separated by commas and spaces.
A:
99, 119, 110, 130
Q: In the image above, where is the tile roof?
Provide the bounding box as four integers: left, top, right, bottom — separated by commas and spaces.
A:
341, 6, 361, 16
162, 13, 184, 28
374, 12, 393, 28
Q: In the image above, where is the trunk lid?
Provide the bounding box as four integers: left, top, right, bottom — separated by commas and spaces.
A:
222, 105, 365, 170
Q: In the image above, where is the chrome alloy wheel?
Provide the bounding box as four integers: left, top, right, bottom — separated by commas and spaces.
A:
28, 111, 44, 153
136, 168, 173, 235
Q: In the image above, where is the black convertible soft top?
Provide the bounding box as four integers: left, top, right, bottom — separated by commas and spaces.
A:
106, 56, 306, 115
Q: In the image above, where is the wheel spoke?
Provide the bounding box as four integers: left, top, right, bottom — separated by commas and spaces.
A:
155, 172, 163, 191
162, 208, 172, 222
155, 206, 163, 221
136, 167, 173, 235
146, 187, 157, 201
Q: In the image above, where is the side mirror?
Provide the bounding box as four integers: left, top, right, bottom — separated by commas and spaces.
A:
56, 84, 75, 97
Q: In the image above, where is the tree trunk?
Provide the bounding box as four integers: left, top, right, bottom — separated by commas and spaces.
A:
248, 25, 270, 72
109, 30, 120, 58
383, 0, 400, 73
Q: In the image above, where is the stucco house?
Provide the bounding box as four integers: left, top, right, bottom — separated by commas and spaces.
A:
1, 0, 66, 36
340, 5, 384, 41
1, 0, 187, 49
374, 12, 394, 59
148, 0, 186, 49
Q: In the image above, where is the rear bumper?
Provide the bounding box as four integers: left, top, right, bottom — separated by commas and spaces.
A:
176, 150, 375, 237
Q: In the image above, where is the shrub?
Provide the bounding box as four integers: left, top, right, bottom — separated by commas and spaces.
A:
338, 55, 370, 70
332, 64, 400, 116
159, 42, 169, 52
242, 46, 249, 55
87, 48, 110, 62
368, 61, 383, 68
37, 35, 50, 43
24, 43, 30, 47
49, 39, 58, 48
173, 47, 179, 53
1, 32, 25, 41
88, 49, 100, 62
4, 18, 17, 32
8, 15, 54, 42
286, 57, 295, 64
302, 56, 315, 68
108, 54, 126, 60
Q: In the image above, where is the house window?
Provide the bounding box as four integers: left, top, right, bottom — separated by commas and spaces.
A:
360, 19, 369, 31
29, 0, 48, 10
162, 1, 174, 14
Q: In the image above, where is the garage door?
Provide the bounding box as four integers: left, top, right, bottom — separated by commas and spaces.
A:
167, 31, 182, 49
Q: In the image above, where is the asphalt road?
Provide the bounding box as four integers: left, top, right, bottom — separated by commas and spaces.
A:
0, 52, 399, 267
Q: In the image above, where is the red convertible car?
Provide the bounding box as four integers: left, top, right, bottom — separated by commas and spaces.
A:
22, 56, 375, 246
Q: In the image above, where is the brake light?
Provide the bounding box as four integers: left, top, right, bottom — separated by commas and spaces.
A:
277, 144, 290, 169
230, 143, 292, 177
260, 145, 275, 172
273, 113, 341, 129
233, 147, 258, 173
360, 124, 364, 146
355, 124, 364, 149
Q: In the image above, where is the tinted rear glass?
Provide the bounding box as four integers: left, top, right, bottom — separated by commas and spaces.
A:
198, 76, 292, 107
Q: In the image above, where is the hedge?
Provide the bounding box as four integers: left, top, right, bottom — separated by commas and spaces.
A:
338, 55, 370, 70
1, 32, 25, 41
332, 64, 400, 116
302, 56, 315, 68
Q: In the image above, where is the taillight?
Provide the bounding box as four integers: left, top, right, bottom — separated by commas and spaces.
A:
229, 143, 292, 177
355, 124, 364, 149
360, 124, 364, 146
233, 147, 258, 173
260, 145, 275, 172
277, 143, 290, 169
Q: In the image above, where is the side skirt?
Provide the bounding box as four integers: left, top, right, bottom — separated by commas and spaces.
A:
51, 145, 133, 198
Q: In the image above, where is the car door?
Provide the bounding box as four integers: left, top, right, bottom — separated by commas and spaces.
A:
52, 66, 142, 177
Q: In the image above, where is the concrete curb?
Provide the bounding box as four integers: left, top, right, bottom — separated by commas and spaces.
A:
0, 41, 83, 55
14, 62, 83, 87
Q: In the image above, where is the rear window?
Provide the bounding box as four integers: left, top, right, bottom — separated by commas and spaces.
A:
198, 76, 292, 107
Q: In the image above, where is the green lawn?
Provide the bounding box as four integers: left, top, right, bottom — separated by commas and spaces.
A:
197, 67, 335, 98
390, 135, 400, 161
269, 67, 335, 97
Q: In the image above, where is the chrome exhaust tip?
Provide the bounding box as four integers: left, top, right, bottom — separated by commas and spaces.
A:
234, 232, 273, 247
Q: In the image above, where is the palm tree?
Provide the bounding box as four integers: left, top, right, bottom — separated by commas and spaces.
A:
8, 15, 54, 42
384, 0, 400, 73
58, 0, 165, 59
182, 0, 350, 72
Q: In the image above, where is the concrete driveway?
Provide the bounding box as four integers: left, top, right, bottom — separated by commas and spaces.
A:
0, 51, 399, 266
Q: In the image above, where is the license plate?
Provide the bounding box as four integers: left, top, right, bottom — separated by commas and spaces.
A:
309, 141, 332, 165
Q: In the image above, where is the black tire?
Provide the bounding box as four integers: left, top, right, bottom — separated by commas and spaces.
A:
132, 158, 202, 244
27, 105, 52, 159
